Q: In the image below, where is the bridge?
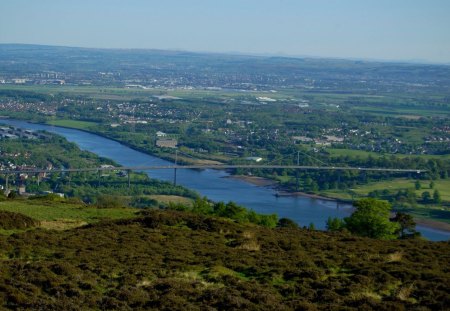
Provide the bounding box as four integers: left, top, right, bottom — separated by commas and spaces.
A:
0, 164, 426, 175
0, 164, 425, 194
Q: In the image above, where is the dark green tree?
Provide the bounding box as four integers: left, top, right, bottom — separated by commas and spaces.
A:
415, 180, 421, 190
277, 218, 298, 228
191, 197, 212, 214
433, 190, 442, 204
326, 217, 345, 232
344, 198, 400, 240
390, 212, 417, 239
421, 191, 431, 203
7, 190, 18, 199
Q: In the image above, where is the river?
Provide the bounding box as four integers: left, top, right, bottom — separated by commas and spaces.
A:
2, 119, 449, 241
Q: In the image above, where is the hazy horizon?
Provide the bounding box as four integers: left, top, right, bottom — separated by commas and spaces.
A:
1, 0, 450, 64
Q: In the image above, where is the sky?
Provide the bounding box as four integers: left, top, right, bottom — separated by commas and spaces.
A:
1, 0, 450, 63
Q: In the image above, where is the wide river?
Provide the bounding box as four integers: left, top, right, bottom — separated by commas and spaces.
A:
2, 119, 449, 241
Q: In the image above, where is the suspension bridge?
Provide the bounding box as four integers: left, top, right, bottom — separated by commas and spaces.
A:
0, 164, 426, 175
0, 148, 426, 194
0, 163, 425, 193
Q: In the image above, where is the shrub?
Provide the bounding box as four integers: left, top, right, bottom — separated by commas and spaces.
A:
0, 211, 39, 229
277, 218, 299, 229
96, 195, 129, 208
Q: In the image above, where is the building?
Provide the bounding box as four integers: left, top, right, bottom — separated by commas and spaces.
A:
245, 157, 263, 162
156, 139, 178, 148
18, 185, 26, 195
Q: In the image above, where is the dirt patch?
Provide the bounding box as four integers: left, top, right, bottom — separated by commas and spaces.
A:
227, 175, 277, 187
148, 195, 193, 205
40, 219, 88, 230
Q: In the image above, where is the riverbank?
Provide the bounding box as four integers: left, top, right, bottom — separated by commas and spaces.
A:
226, 175, 278, 187
275, 191, 352, 203
227, 175, 351, 202
44, 121, 224, 166
415, 218, 450, 233
228, 174, 450, 234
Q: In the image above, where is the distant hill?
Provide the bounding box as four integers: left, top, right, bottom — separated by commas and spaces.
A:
0, 205, 449, 310
1, 44, 449, 90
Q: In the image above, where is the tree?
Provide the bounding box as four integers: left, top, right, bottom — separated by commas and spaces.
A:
421, 191, 431, 203
96, 195, 128, 208
257, 214, 278, 228
326, 217, 345, 232
344, 198, 400, 240
213, 201, 247, 221
277, 218, 299, 228
390, 212, 417, 239
429, 181, 435, 189
191, 197, 212, 214
415, 180, 421, 190
7, 190, 18, 199
433, 190, 442, 204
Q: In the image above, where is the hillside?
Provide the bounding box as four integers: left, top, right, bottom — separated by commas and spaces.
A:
0, 203, 449, 310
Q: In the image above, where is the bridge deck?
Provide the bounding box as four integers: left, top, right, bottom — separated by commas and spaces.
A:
0, 165, 425, 174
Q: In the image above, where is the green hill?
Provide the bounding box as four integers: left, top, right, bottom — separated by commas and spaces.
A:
0, 203, 449, 310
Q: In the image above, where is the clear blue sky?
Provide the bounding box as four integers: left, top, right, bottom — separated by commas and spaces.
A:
1, 0, 449, 63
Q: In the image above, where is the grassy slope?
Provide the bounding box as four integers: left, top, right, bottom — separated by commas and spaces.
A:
0, 199, 137, 233
146, 195, 193, 205
0, 208, 449, 310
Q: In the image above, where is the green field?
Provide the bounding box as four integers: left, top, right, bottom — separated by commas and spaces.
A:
321, 178, 450, 224
326, 148, 450, 161
357, 179, 449, 201
46, 119, 98, 129
147, 195, 193, 205
0, 200, 137, 233
322, 178, 450, 201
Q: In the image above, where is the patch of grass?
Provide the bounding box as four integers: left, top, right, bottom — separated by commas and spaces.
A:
327, 148, 383, 159
323, 178, 450, 202
327, 148, 450, 161
148, 195, 193, 206
322, 178, 450, 224
386, 251, 403, 263
46, 119, 98, 129
203, 265, 251, 282
40, 219, 88, 230
0, 200, 137, 225
319, 190, 353, 201
353, 178, 450, 201
236, 239, 261, 251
